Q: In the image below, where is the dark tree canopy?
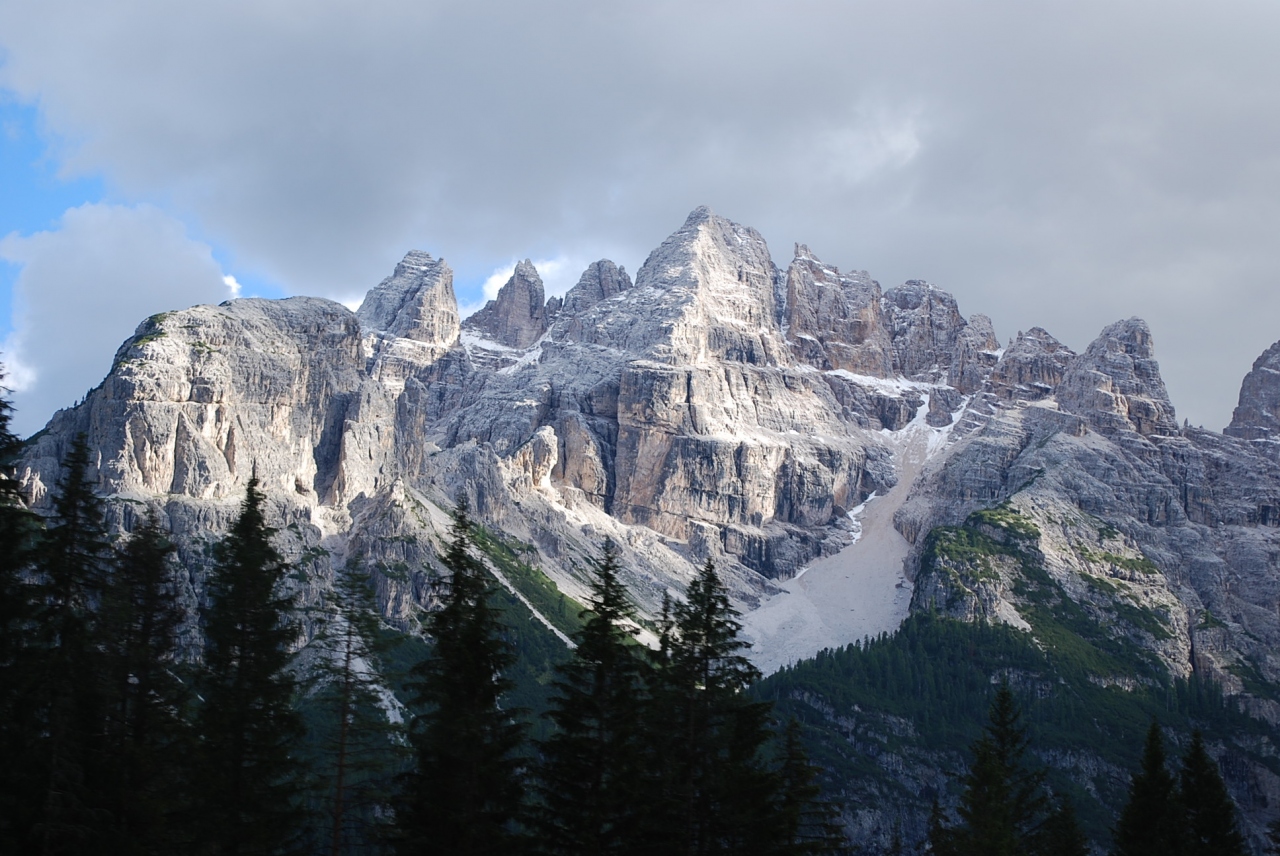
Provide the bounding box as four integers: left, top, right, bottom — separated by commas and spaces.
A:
396, 501, 527, 856
194, 477, 305, 855
1111, 721, 1184, 856
1179, 732, 1246, 856
533, 539, 650, 856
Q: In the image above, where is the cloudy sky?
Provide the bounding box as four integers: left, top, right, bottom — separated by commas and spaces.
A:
1, 0, 1278, 436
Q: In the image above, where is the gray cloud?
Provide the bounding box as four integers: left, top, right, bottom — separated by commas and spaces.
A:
0, 204, 230, 435
1, 0, 1278, 428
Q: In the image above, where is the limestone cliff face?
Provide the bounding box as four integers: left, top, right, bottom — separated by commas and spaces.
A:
1057, 317, 1180, 439
1226, 338, 1280, 444
465, 259, 548, 349
896, 319, 1280, 740
783, 244, 893, 376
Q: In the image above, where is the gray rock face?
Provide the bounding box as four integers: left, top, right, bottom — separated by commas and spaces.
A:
559, 260, 632, 319
948, 314, 1000, 395
986, 327, 1075, 403
1226, 339, 1280, 443
465, 259, 549, 349
357, 251, 460, 347
783, 245, 893, 376
1057, 318, 1180, 438
884, 281, 968, 380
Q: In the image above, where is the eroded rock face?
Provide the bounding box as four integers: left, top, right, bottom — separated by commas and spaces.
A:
357, 251, 460, 347
1226, 339, 1280, 443
884, 281, 968, 380
465, 259, 549, 349
1057, 318, 1180, 438
987, 327, 1075, 403
784, 245, 893, 376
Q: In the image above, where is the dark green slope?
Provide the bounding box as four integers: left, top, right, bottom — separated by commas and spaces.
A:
756, 509, 1279, 852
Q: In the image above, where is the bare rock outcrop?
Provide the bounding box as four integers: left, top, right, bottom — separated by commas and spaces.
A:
884, 281, 968, 381
465, 259, 549, 349
1225, 339, 1280, 444
987, 327, 1075, 403
783, 244, 893, 376
1057, 318, 1180, 438
357, 251, 460, 348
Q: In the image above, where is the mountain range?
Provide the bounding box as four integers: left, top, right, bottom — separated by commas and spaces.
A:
16, 206, 1280, 848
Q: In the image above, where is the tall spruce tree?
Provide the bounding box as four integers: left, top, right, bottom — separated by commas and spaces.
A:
305, 568, 407, 856
396, 501, 527, 856
775, 719, 847, 854
1179, 732, 1246, 856
533, 539, 650, 856
195, 478, 305, 855
928, 684, 1051, 856
1111, 721, 1184, 856
0, 374, 41, 852
646, 560, 785, 855
98, 511, 189, 855
31, 435, 113, 855
1035, 801, 1089, 856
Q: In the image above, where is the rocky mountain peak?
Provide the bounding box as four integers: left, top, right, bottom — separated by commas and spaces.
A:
627, 206, 786, 365
356, 251, 460, 346
555, 260, 633, 341
1225, 338, 1280, 442
985, 327, 1075, 403
1057, 317, 1179, 437
948, 314, 1001, 394
464, 259, 548, 349
883, 280, 968, 380
783, 246, 892, 376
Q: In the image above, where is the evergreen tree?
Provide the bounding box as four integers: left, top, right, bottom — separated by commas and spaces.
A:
532, 539, 650, 856
775, 719, 847, 854
305, 567, 407, 856
645, 560, 783, 855
194, 478, 305, 855
0, 374, 42, 852
929, 684, 1049, 856
30, 435, 113, 854
396, 501, 527, 856
1111, 721, 1184, 856
98, 511, 190, 854
1178, 732, 1246, 856
1034, 801, 1089, 856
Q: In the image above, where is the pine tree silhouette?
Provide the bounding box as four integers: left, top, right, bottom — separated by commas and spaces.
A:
194, 477, 305, 855
396, 500, 527, 856
533, 539, 650, 856
1111, 721, 1184, 856
1179, 731, 1246, 856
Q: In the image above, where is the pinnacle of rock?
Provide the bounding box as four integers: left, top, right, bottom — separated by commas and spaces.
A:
985, 327, 1075, 403
1225, 339, 1280, 441
356, 250, 460, 347
1057, 317, 1179, 437
783, 246, 893, 376
883, 280, 968, 380
465, 259, 549, 349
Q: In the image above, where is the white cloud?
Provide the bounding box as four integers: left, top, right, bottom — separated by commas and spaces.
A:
222, 274, 241, 298
0, 203, 228, 435
1, 1, 1280, 426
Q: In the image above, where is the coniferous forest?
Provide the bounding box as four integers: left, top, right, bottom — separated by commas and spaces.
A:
0, 402, 1263, 854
